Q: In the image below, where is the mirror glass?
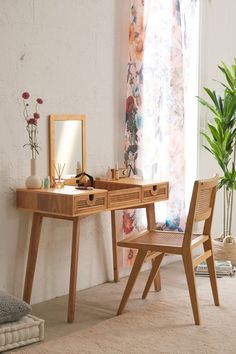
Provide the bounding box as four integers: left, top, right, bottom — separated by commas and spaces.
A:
49, 115, 86, 185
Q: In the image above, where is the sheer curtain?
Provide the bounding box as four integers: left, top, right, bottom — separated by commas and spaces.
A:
123, 0, 199, 266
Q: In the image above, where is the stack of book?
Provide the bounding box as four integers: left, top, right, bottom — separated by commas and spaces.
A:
195, 260, 235, 277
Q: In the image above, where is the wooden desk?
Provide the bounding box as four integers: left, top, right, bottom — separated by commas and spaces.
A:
16, 178, 169, 322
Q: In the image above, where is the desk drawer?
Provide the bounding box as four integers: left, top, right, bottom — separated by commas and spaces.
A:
108, 187, 141, 209
74, 192, 107, 214
142, 182, 168, 203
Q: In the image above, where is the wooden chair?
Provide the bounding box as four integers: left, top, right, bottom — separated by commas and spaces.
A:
117, 176, 219, 325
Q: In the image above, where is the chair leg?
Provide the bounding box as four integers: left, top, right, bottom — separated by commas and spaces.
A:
117, 250, 148, 315
182, 252, 201, 325
204, 241, 220, 306
146, 203, 162, 292
152, 265, 161, 292
142, 253, 164, 299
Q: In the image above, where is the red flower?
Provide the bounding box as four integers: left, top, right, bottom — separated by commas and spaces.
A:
33, 112, 40, 119
27, 118, 37, 125
22, 92, 30, 99
123, 211, 134, 234
126, 96, 134, 113
36, 98, 43, 104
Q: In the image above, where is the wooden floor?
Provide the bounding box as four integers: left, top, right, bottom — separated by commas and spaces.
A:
12, 260, 236, 353
16, 260, 182, 342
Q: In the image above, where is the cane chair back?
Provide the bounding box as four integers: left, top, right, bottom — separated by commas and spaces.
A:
183, 176, 218, 248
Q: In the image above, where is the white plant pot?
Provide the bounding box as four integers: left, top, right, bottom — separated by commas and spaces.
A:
25, 159, 42, 189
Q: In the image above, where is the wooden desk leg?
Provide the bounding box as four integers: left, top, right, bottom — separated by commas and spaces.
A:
111, 210, 119, 282
68, 217, 80, 323
23, 212, 43, 303
146, 203, 161, 292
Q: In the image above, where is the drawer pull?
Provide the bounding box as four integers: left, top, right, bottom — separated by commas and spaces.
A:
150, 186, 158, 196
87, 194, 96, 206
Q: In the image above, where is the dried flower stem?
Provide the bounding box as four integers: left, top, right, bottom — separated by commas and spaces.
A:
23, 100, 29, 121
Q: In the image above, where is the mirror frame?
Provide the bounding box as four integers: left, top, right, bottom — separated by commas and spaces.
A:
49, 114, 86, 185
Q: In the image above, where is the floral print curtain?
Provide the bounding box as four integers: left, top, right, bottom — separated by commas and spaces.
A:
123, 0, 198, 266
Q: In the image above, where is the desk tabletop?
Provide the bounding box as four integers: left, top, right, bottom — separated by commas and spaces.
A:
16, 179, 169, 217
16, 186, 107, 196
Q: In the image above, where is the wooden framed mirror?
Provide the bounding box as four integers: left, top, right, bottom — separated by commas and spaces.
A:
49, 115, 86, 185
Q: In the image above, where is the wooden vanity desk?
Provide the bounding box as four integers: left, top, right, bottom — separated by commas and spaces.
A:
16, 178, 169, 322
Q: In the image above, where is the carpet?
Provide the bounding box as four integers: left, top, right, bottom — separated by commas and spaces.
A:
13, 269, 236, 354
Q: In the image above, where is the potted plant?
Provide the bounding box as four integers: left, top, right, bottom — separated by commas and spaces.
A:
198, 60, 236, 264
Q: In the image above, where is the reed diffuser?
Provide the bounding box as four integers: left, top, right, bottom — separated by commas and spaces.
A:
54, 162, 65, 188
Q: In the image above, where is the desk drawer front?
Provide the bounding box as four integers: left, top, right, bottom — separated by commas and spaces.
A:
142, 183, 168, 202
74, 193, 107, 214
108, 187, 141, 208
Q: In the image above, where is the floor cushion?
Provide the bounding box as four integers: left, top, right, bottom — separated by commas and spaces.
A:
0, 315, 44, 353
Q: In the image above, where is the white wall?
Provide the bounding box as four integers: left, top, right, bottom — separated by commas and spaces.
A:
198, 0, 236, 237
0, 0, 129, 303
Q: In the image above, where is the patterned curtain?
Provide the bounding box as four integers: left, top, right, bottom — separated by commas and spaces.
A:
123, 0, 198, 266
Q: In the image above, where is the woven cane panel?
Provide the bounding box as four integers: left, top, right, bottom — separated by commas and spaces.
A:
195, 187, 212, 221
109, 192, 140, 204
108, 188, 141, 208
133, 231, 184, 247
74, 196, 106, 213
143, 187, 166, 198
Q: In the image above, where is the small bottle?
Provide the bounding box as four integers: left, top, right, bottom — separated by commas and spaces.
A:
44, 176, 50, 189
114, 162, 119, 180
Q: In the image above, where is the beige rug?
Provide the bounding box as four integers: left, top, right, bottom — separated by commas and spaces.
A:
13, 270, 236, 354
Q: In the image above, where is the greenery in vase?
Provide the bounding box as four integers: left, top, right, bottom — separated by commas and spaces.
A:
22, 91, 43, 159
198, 60, 236, 242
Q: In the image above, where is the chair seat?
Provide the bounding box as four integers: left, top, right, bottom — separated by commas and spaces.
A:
118, 230, 185, 254
117, 231, 202, 255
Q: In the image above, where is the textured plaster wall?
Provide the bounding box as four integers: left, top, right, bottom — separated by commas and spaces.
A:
0, 0, 129, 303
198, 0, 236, 237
